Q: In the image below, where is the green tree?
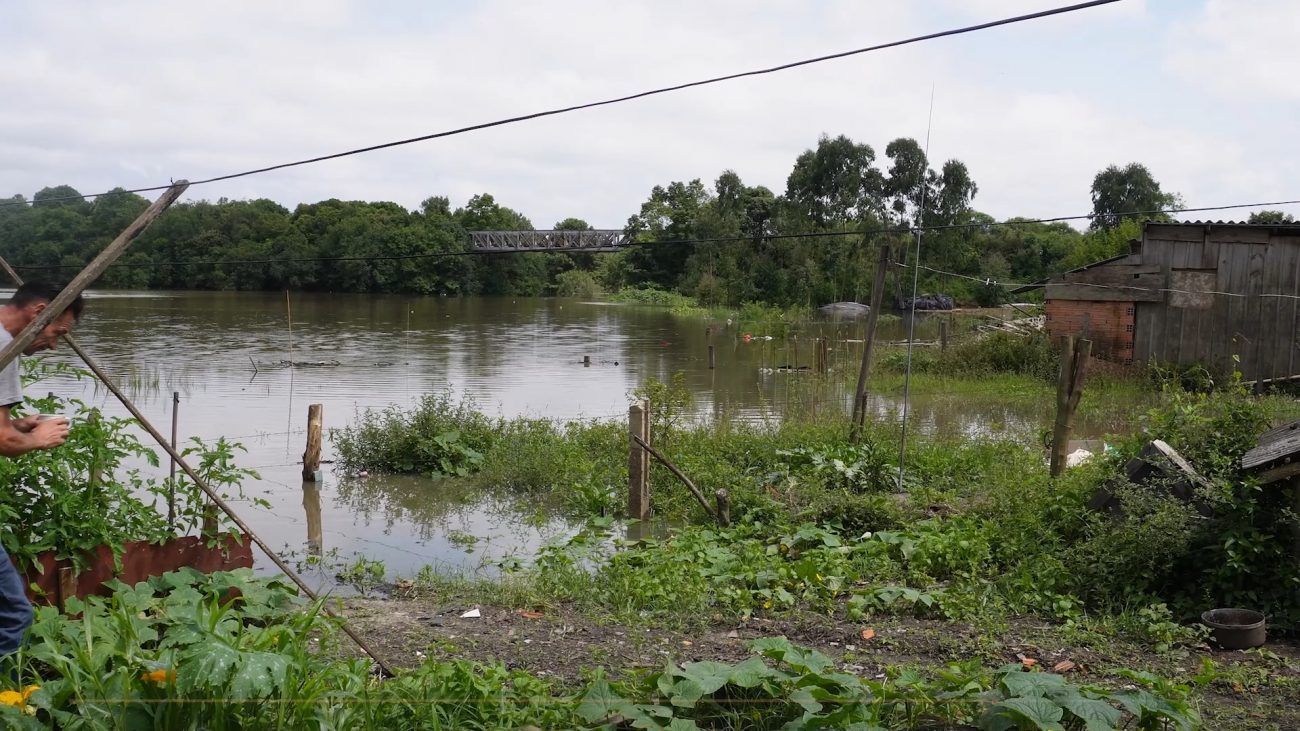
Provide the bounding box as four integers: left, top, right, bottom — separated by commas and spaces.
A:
1089, 163, 1180, 231
1247, 210, 1296, 224
784, 135, 884, 226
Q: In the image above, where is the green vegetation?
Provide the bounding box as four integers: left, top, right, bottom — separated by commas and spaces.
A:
0, 567, 1201, 730
3, 142, 1186, 306
0, 362, 259, 574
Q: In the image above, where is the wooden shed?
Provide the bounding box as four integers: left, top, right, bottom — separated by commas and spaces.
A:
1022, 221, 1300, 383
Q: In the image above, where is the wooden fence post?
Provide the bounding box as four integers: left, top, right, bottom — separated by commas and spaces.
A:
715, 489, 731, 528
850, 244, 892, 442
628, 400, 650, 521
708, 344, 716, 370
58, 566, 76, 611
1050, 337, 1093, 477
815, 338, 828, 374
302, 404, 323, 482
939, 320, 949, 352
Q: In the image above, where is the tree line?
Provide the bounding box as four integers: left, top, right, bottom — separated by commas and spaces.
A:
3, 135, 1289, 305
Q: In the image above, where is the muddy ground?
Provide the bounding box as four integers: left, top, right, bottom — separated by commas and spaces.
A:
343, 596, 1300, 730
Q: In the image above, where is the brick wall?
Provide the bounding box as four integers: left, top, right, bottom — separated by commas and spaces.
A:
1044, 300, 1135, 364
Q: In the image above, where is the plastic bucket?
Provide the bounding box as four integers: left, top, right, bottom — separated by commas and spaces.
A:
1200, 608, 1266, 650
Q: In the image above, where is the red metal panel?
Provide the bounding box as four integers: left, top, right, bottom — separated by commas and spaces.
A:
16, 534, 254, 606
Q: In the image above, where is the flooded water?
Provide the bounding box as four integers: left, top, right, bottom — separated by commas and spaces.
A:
28, 291, 1091, 587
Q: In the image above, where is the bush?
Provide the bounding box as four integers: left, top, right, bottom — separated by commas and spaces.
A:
554, 269, 600, 297
333, 391, 499, 477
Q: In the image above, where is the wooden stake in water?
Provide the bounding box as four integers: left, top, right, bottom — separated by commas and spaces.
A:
850, 244, 892, 442
627, 400, 650, 521
303, 404, 323, 482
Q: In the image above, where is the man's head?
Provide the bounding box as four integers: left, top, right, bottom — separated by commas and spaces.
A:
5, 282, 85, 354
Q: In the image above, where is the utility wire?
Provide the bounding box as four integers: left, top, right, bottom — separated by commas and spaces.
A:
898, 260, 1300, 301
11, 196, 1300, 272
0, 0, 1123, 209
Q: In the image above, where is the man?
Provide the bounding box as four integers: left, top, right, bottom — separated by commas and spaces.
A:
0, 282, 84, 655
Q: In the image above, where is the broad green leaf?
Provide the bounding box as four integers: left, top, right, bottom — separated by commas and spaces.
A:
680, 660, 733, 694
228, 651, 291, 699
1001, 671, 1068, 698
994, 696, 1066, 731
576, 677, 625, 723
1061, 696, 1122, 731
790, 686, 823, 713
668, 678, 705, 708
178, 639, 240, 693
727, 657, 776, 688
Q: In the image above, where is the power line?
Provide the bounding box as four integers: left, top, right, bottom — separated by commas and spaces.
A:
0, 0, 1122, 209
901, 261, 1300, 302
10, 196, 1300, 272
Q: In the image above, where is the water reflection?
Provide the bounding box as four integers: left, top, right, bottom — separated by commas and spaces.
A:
33, 292, 1098, 581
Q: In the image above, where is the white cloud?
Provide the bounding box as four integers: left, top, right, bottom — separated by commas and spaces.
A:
2, 0, 1295, 231
1164, 0, 1300, 102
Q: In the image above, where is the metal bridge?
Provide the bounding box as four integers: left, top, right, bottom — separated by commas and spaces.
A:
469, 230, 629, 253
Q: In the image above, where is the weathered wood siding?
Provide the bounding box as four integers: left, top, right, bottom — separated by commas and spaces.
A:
1129, 224, 1300, 381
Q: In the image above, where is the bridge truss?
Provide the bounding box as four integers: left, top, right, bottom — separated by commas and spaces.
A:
469, 230, 630, 253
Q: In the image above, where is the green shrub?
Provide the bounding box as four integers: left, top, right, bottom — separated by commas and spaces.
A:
554, 269, 600, 297
333, 391, 498, 477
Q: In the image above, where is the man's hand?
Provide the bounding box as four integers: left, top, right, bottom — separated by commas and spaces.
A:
27, 418, 69, 449
10, 415, 41, 434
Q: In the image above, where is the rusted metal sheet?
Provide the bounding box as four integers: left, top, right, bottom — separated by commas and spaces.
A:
18, 534, 254, 607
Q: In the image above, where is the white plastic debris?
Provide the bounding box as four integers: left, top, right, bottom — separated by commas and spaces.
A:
1065, 449, 1093, 468
460, 608, 481, 618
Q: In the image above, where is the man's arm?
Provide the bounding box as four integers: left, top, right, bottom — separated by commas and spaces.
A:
0, 406, 68, 457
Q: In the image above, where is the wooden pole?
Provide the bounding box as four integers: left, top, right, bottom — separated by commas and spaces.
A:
583, 355, 591, 367
939, 320, 949, 352
57, 566, 76, 611
715, 489, 731, 528
87, 411, 102, 490
303, 480, 323, 556
0, 255, 397, 678
302, 404, 323, 481
168, 391, 179, 525
0, 182, 188, 374
707, 344, 716, 370
1050, 337, 1092, 477
633, 433, 718, 523
850, 244, 891, 442
627, 400, 650, 521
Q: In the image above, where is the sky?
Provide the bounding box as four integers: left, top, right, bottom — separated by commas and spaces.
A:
3, 0, 1299, 229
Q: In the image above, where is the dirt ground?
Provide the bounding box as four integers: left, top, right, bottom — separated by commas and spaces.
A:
342, 596, 1300, 730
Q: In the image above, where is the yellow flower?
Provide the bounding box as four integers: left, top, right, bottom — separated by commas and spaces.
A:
141, 669, 176, 684
20, 686, 38, 701
0, 690, 23, 706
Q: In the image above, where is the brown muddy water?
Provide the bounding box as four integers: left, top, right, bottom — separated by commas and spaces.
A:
29, 291, 1098, 589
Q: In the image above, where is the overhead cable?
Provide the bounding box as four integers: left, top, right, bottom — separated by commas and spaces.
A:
0, 0, 1122, 208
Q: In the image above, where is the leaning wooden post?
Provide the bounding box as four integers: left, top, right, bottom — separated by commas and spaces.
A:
850, 244, 891, 442
715, 489, 731, 528
168, 391, 179, 525
0, 253, 397, 678
0, 182, 188, 374
1050, 337, 1092, 477
628, 400, 650, 521
303, 404, 323, 481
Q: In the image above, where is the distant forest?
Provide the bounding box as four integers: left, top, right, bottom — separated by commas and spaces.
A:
3, 134, 1289, 306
